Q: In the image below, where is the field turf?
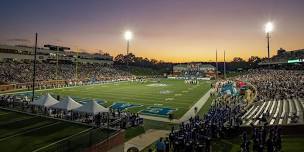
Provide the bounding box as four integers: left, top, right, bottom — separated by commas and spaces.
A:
0, 110, 112, 152
17, 79, 211, 118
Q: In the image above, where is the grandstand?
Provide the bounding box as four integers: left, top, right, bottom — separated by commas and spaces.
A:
259, 48, 304, 65
242, 98, 304, 126
172, 63, 216, 79
1, 42, 304, 152
2, 0, 304, 151
0, 44, 113, 64
1, 51, 304, 151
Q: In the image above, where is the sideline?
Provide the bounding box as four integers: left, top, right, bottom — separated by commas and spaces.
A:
0, 80, 129, 96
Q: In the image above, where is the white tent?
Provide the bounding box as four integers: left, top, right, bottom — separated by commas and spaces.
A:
30, 93, 59, 107
51, 96, 82, 111
73, 100, 108, 114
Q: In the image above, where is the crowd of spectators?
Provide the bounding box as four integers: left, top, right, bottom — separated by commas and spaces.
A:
241, 125, 282, 152
156, 81, 247, 152
237, 69, 304, 101
156, 68, 303, 151
0, 61, 132, 84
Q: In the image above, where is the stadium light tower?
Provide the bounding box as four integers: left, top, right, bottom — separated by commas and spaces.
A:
32, 33, 38, 102
124, 30, 133, 71
265, 22, 273, 67
124, 30, 133, 54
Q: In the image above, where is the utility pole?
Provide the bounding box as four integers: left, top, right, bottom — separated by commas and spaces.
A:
56, 46, 59, 81
32, 33, 38, 102
126, 39, 129, 71
75, 51, 78, 79
224, 50, 226, 79
216, 49, 218, 80
264, 22, 273, 69
267, 32, 270, 68
124, 31, 133, 73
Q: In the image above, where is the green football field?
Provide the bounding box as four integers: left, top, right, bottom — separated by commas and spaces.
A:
17, 79, 211, 119
0, 109, 114, 152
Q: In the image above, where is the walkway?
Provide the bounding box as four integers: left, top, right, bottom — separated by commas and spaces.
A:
178, 89, 211, 122
140, 89, 211, 123
124, 129, 169, 152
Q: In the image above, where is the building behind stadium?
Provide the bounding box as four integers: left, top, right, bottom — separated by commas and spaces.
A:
172, 63, 216, 79
0, 44, 113, 65
259, 48, 304, 65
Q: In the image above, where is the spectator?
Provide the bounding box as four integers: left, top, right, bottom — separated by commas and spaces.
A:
156, 137, 166, 152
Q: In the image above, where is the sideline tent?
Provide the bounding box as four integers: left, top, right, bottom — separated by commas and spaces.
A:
51, 96, 82, 111
73, 100, 108, 114
30, 93, 59, 107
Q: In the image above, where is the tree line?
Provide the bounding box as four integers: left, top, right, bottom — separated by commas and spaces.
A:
113, 53, 266, 74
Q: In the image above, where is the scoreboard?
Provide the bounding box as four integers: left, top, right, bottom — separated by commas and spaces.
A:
288, 58, 304, 63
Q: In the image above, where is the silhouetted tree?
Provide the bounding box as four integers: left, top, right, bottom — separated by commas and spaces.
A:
231, 57, 248, 70
248, 56, 261, 68
114, 54, 125, 64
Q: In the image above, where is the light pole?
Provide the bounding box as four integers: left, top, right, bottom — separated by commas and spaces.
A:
56, 46, 59, 81
215, 49, 218, 80
124, 30, 133, 71
32, 33, 38, 102
265, 22, 273, 68
224, 50, 226, 79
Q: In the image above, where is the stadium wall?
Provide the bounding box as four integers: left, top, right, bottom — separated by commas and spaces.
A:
83, 130, 125, 152
167, 76, 211, 80
0, 84, 15, 91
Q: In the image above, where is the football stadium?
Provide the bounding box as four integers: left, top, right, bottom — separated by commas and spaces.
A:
1, 1, 304, 152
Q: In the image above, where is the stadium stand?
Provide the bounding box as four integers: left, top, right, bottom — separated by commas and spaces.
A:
242, 98, 304, 126
237, 69, 304, 125
259, 48, 304, 65
0, 61, 132, 84
151, 67, 303, 152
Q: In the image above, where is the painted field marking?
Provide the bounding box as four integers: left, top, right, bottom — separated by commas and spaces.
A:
0, 122, 61, 142
0, 113, 9, 116
32, 128, 93, 152
0, 80, 128, 96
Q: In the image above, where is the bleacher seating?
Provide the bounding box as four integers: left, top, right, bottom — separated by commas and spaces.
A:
242, 98, 304, 126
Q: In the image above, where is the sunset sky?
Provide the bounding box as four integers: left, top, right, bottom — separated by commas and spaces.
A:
0, 0, 303, 62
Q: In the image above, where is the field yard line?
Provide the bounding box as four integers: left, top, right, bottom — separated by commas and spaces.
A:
0, 81, 129, 96
32, 128, 93, 152
139, 89, 211, 123
0, 113, 9, 116
0, 122, 61, 142
84, 93, 201, 103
